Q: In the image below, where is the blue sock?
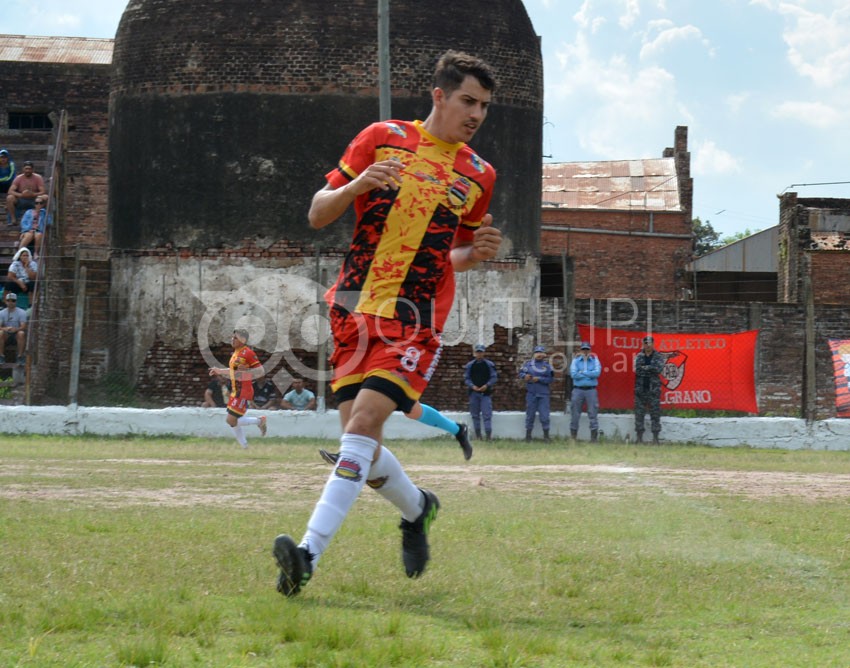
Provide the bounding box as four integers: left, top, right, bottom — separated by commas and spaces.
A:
417, 403, 459, 435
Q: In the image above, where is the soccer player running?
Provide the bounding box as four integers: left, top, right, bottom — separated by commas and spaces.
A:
273, 50, 502, 596
208, 329, 267, 448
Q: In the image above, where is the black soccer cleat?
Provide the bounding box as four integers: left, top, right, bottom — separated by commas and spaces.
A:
318, 448, 339, 466
273, 534, 312, 597
399, 488, 440, 578
454, 422, 473, 461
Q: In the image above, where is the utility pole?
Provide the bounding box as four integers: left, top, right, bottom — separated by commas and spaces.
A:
378, 0, 391, 120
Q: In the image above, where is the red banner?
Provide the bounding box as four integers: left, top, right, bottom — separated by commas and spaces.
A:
577, 325, 759, 413
828, 339, 850, 418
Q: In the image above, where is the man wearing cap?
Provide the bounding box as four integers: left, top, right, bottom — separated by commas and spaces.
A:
569, 341, 602, 442
0, 292, 27, 365
208, 329, 267, 448
6, 161, 45, 226
519, 345, 555, 442
634, 336, 665, 444
464, 343, 498, 440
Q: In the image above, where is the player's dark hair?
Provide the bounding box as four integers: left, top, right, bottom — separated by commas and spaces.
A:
434, 50, 495, 94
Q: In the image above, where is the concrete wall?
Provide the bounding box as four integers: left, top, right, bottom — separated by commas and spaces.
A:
1, 404, 847, 451
111, 253, 538, 405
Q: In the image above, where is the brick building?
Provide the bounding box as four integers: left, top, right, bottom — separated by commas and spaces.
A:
0, 35, 112, 401
540, 126, 693, 301
778, 193, 850, 305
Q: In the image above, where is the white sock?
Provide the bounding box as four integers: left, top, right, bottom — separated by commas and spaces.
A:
230, 426, 248, 448
300, 433, 377, 563
237, 416, 259, 426
367, 445, 424, 522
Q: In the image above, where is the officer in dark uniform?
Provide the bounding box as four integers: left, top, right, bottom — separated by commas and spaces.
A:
463, 343, 498, 439
634, 336, 665, 443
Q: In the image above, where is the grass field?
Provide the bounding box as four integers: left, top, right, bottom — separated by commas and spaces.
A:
1, 434, 850, 667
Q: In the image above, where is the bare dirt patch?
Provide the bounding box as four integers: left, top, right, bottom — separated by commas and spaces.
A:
2, 460, 849, 508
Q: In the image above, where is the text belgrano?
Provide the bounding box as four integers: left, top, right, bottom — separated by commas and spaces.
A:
661, 389, 712, 405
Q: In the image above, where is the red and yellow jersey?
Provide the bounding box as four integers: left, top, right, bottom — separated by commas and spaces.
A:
228, 345, 261, 401
325, 119, 496, 330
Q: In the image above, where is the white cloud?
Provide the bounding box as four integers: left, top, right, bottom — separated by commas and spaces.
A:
725, 92, 751, 114
769, 2, 850, 87
771, 100, 843, 128
52, 13, 84, 31
640, 22, 709, 61
573, 0, 607, 33
619, 0, 641, 29
551, 31, 681, 157
693, 140, 742, 176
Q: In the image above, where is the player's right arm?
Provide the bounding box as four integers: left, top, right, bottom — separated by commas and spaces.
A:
308, 159, 403, 229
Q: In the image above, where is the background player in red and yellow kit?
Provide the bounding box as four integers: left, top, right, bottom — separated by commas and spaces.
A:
208, 329, 267, 448
273, 51, 502, 596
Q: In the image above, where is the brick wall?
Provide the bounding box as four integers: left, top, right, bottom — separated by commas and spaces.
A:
811, 253, 850, 304
0, 61, 110, 248
118, 294, 846, 421
109, 0, 544, 255
426, 297, 842, 419
111, 0, 541, 109
134, 340, 321, 409
541, 210, 692, 300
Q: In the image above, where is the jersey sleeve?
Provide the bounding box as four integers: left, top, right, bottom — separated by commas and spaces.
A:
244, 348, 262, 369
454, 158, 496, 245
325, 123, 381, 190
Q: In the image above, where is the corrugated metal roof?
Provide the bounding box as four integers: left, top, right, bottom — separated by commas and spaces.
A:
0, 35, 113, 65
689, 226, 778, 273
542, 158, 681, 212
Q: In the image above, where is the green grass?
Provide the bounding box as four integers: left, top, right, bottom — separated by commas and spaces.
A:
1, 434, 850, 666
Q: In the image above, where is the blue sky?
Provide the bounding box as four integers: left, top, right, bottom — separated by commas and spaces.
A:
3, 0, 848, 237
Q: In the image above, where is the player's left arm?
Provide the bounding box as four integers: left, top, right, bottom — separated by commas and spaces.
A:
451, 214, 501, 272
242, 351, 265, 381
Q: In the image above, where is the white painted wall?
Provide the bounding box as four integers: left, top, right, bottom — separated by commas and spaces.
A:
2, 405, 848, 450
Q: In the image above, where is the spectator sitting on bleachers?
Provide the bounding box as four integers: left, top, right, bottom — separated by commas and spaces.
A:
252, 377, 279, 410
0, 149, 15, 202
0, 292, 27, 365
6, 161, 45, 227
201, 375, 230, 408
18, 196, 50, 259
5, 247, 37, 297
279, 377, 316, 411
